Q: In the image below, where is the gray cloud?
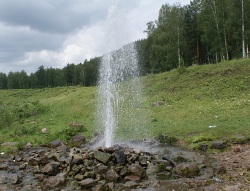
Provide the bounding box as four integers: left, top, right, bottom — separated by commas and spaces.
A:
0, 0, 190, 74
0, 0, 108, 33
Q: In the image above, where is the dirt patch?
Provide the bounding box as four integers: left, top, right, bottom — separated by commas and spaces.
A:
207, 143, 250, 191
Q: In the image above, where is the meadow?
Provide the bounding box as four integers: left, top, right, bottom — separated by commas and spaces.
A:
0, 58, 249, 152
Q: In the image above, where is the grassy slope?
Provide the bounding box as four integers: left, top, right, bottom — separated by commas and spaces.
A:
0, 59, 249, 150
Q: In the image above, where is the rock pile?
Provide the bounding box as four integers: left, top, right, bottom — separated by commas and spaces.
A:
0, 139, 227, 191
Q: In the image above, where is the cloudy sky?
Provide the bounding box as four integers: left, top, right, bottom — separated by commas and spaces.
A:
0, 0, 190, 74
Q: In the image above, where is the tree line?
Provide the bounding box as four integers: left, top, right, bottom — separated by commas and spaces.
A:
0, 58, 100, 89
0, 0, 249, 89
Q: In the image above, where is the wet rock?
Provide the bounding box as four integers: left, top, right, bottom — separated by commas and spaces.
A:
128, 164, 146, 179
124, 180, 139, 188
174, 163, 200, 178
0, 163, 8, 170
42, 172, 67, 190
124, 175, 141, 182
97, 164, 108, 175
106, 169, 120, 182
172, 154, 188, 163
42, 162, 60, 175
0, 175, 6, 184
212, 141, 227, 150
72, 134, 86, 147
114, 150, 126, 165
11, 174, 20, 184
78, 178, 98, 188
94, 151, 112, 164
120, 166, 128, 176
71, 154, 84, 165
38, 155, 50, 165
139, 156, 148, 166
19, 162, 28, 170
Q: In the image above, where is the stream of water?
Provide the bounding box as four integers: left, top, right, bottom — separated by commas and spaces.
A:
97, 0, 144, 147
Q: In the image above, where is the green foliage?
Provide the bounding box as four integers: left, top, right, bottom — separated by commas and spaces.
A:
157, 132, 178, 145
177, 66, 187, 75
56, 126, 86, 141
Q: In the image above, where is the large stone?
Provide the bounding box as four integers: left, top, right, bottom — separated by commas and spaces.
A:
128, 164, 146, 179
42, 162, 60, 175
78, 178, 98, 188
71, 154, 84, 165
174, 163, 200, 178
114, 150, 126, 165
105, 169, 120, 182
11, 175, 20, 184
211, 141, 227, 150
139, 156, 148, 166
94, 151, 112, 164
42, 172, 67, 190
72, 134, 86, 147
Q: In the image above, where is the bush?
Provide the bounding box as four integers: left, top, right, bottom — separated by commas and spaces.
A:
157, 132, 178, 145
56, 125, 86, 141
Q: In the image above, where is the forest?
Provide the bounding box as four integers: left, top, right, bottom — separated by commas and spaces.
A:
0, 0, 249, 89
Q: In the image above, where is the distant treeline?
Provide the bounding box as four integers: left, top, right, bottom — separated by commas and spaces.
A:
1, 0, 249, 89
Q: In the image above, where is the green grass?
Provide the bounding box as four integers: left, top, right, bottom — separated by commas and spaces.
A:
0, 58, 249, 151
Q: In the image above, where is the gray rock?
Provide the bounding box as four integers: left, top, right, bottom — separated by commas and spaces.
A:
94, 151, 112, 164
42, 162, 60, 175
97, 164, 108, 175
211, 141, 227, 150
124, 180, 139, 188
114, 150, 126, 165
128, 164, 146, 179
106, 169, 120, 182
139, 156, 148, 166
72, 134, 86, 147
174, 163, 200, 178
0, 164, 8, 170
42, 172, 67, 190
78, 178, 98, 188
11, 175, 20, 184
83, 171, 96, 179
49, 140, 66, 148
124, 175, 141, 182
0, 175, 6, 184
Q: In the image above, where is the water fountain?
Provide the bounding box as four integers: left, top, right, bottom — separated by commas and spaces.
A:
97, 0, 145, 148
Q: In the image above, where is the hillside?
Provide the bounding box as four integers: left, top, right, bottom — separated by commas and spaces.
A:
0, 59, 249, 152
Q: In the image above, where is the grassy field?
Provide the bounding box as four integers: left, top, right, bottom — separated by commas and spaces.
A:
0, 58, 249, 151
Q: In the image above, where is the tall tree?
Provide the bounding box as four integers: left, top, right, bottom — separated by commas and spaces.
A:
0, 73, 7, 89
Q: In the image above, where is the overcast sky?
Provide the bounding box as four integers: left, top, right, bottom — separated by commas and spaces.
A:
0, 0, 190, 74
